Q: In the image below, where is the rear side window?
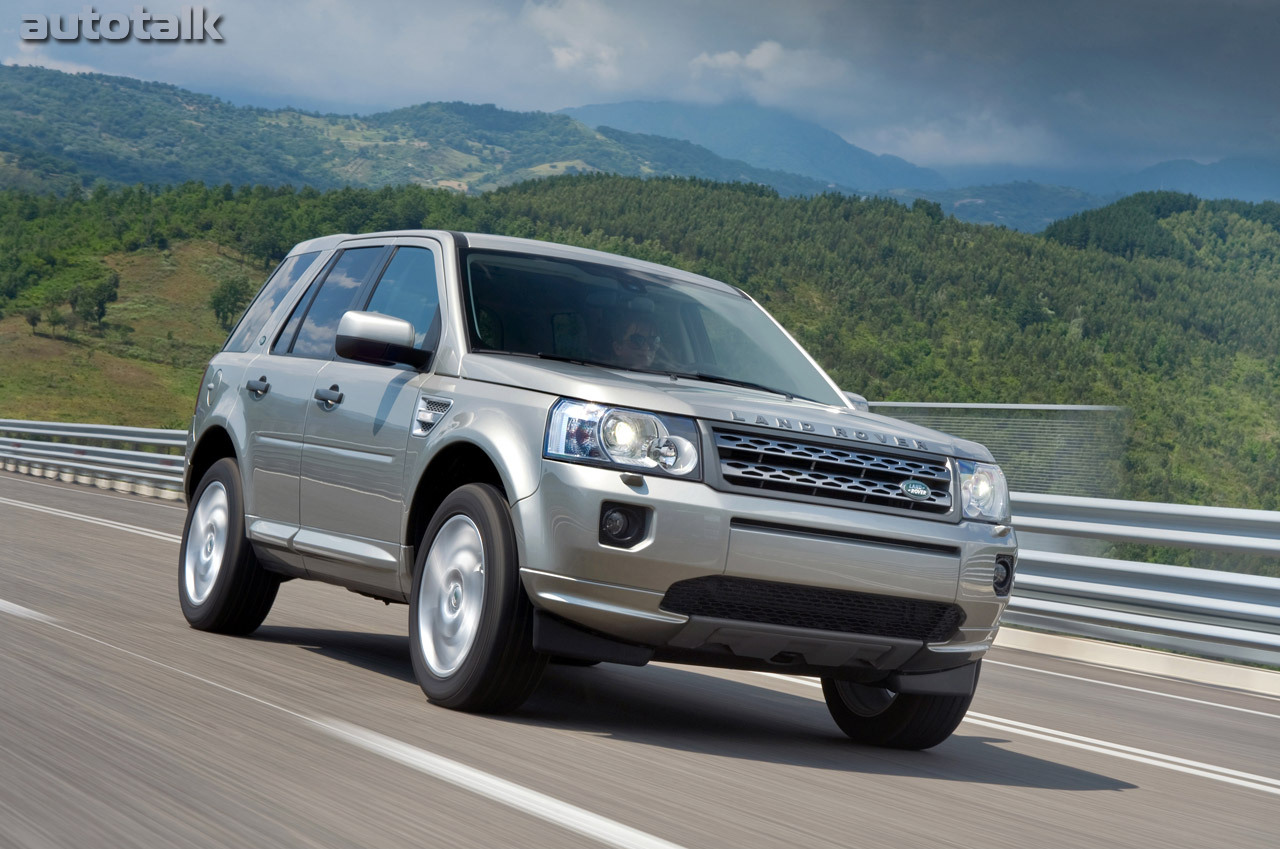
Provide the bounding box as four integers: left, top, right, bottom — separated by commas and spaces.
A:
276, 247, 385, 359
222, 251, 321, 353
363, 247, 441, 350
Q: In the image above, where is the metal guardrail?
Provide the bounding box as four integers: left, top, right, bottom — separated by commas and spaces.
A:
0, 419, 185, 498
1, 418, 1277, 666
1007, 493, 1280, 666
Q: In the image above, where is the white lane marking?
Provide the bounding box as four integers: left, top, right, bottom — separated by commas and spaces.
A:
0, 474, 187, 510
0, 495, 182, 543
321, 720, 686, 849
751, 672, 1280, 797
984, 659, 1280, 718
2, 601, 689, 849
1003, 641, 1280, 696
755, 671, 822, 688
965, 712, 1280, 790
962, 717, 1280, 799
0, 598, 57, 624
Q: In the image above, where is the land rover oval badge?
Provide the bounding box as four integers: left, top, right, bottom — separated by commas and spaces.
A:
901, 480, 931, 500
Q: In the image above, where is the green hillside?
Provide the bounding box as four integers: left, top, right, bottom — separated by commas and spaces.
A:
0, 65, 846, 197
1, 181, 1276, 541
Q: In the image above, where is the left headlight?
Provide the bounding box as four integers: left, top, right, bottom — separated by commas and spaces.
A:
957, 459, 1010, 523
544, 398, 701, 479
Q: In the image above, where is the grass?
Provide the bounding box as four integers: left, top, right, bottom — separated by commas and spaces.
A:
0, 240, 257, 428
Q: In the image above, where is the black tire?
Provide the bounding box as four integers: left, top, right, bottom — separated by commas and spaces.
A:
179, 457, 280, 634
821, 666, 978, 750
408, 483, 547, 713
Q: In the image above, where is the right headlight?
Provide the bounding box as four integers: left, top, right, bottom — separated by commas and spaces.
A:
544, 398, 701, 479
957, 459, 1010, 523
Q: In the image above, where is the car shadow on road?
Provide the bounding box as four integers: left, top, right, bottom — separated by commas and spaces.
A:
252, 625, 418, 685
250, 625, 1135, 792
517, 663, 1137, 792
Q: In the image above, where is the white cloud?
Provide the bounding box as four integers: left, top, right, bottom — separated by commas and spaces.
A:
2, 42, 103, 76
524, 0, 642, 86
853, 112, 1067, 167
688, 39, 850, 104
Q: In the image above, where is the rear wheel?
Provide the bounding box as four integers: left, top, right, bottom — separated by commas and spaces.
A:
179, 457, 279, 634
821, 667, 977, 750
408, 483, 546, 713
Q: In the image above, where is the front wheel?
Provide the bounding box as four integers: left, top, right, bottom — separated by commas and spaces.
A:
821, 667, 977, 750
408, 483, 546, 713
179, 457, 280, 634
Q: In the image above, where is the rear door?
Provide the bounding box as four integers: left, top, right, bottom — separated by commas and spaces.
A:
297, 240, 446, 596
242, 244, 388, 561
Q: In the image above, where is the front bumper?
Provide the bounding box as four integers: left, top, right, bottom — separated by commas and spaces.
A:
512, 460, 1015, 675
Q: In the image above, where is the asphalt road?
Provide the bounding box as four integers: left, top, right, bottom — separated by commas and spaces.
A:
2, 471, 1278, 848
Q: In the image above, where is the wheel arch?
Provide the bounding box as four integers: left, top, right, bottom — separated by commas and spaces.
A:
187, 426, 238, 502
405, 440, 510, 558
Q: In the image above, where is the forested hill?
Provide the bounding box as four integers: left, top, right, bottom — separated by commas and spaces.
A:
0, 65, 848, 197
1044, 191, 1280, 264
0, 178, 1276, 515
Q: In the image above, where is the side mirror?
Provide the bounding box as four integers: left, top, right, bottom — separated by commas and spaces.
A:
335, 311, 431, 369
843, 391, 870, 412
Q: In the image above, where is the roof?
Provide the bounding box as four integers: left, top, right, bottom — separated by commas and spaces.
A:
288, 230, 741, 296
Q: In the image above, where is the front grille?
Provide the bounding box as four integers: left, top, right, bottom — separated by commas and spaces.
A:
660, 576, 964, 642
713, 429, 952, 515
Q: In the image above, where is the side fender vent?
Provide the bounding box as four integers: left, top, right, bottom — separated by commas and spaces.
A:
412, 395, 453, 437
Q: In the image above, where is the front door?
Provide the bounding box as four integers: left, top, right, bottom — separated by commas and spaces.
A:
297, 243, 446, 597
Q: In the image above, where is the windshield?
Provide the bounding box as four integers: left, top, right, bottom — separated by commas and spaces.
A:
461, 249, 846, 406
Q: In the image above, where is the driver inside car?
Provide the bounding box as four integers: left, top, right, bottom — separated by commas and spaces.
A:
611, 315, 663, 369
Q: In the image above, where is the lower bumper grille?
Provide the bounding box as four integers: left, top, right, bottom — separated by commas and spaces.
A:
660, 576, 964, 643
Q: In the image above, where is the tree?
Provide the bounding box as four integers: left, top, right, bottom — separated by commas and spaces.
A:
24, 308, 41, 334
209, 271, 253, 330
45, 307, 65, 337
78, 272, 119, 329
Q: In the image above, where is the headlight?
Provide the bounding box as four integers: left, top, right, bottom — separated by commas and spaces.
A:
545, 399, 701, 478
958, 460, 1009, 523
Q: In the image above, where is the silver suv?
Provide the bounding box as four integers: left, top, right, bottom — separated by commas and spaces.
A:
180, 231, 1016, 749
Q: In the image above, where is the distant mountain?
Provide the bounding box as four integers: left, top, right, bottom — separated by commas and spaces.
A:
894, 182, 1115, 232
939, 158, 1280, 208
1117, 157, 1280, 203
0, 65, 848, 197
12, 65, 1280, 234
561, 100, 947, 192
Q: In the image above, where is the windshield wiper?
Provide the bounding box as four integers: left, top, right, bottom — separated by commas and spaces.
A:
473, 349, 612, 369
666, 371, 800, 401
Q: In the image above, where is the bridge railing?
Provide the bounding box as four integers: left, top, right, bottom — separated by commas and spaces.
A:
2, 417, 1277, 666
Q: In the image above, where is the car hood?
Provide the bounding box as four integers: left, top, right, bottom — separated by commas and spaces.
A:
460, 354, 995, 462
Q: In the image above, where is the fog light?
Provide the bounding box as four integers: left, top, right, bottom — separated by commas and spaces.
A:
994, 555, 1015, 596
602, 509, 630, 538
599, 502, 648, 548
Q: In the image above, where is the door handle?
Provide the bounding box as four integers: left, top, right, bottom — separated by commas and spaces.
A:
314, 385, 344, 408
245, 376, 270, 397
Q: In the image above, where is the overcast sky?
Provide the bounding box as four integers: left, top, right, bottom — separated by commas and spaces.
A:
3, 0, 1276, 171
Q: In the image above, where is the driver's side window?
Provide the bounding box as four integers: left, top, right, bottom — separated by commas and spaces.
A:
363, 247, 441, 351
